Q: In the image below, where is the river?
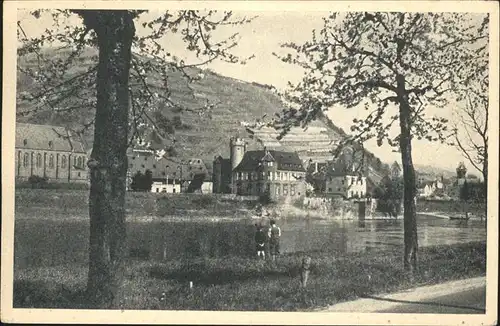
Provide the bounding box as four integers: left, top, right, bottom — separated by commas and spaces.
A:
14, 214, 486, 269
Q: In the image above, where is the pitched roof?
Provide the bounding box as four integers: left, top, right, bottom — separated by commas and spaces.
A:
16, 123, 86, 153
325, 165, 363, 178
391, 161, 401, 171
214, 156, 231, 167
233, 150, 305, 172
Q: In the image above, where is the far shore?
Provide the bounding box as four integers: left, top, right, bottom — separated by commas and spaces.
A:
15, 206, 484, 223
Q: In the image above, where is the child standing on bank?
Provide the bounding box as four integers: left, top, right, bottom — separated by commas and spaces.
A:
254, 224, 266, 259
268, 220, 281, 261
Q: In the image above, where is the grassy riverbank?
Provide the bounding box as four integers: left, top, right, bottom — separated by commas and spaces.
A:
14, 241, 486, 311
15, 188, 258, 220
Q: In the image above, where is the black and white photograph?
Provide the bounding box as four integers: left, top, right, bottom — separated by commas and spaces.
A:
2, 1, 498, 325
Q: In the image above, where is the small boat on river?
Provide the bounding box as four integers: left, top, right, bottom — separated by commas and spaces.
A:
449, 214, 471, 221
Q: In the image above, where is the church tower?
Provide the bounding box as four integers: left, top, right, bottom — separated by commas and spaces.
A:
456, 161, 467, 179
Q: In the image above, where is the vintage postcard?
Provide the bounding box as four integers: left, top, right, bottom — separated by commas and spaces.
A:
2, 1, 499, 325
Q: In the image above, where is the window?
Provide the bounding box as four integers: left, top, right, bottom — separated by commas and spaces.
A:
61, 155, 67, 168
328, 188, 332, 192
132, 157, 136, 160
23, 139, 28, 146
290, 184, 296, 196
49, 155, 54, 168
276, 184, 281, 196
267, 172, 271, 180
77, 156, 83, 168
78, 172, 81, 177
129, 163, 133, 168
156, 188, 159, 193
141, 164, 145, 168
48, 141, 53, 148
144, 157, 148, 161
23, 153, 29, 167
360, 178, 363, 185
197, 160, 201, 163
341, 180, 345, 185
283, 184, 288, 195
36, 154, 42, 168
74, 156, 77, 166
172, 188, 176, 193
266, 183, 271, 193
247, 182, 252, 194
238, 172, 242, 180
162, 172, 166, 176
153, 164, 157, 169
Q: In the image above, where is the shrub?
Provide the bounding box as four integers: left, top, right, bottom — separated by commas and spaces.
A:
130, 170, 153, 192
28, 175, 48, 188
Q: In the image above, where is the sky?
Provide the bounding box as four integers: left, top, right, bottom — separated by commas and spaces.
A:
16, 9, 486, 173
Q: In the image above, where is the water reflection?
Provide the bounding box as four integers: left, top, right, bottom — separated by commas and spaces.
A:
14, 215, 486, 269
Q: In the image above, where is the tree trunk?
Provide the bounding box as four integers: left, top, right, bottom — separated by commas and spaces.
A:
85, 11, 135, 308
482, 153, 488, 203
397, 75, 418, 274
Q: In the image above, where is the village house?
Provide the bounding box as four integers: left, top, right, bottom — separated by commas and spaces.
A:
418, 177, 445, 198
213, 137, 307, 201
321, 155, 368, 199
324, 168, 367, 199
15, 123, 88, 183
127, 148, 212, 193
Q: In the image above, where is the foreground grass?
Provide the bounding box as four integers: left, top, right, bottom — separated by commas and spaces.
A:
14, 241, 486, 311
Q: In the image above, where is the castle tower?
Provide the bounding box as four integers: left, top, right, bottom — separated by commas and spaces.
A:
230, 137, 246, 170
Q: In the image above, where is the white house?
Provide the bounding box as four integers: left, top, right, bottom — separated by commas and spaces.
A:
152, 180, 181, 193
418, 177, 445, 198
200, 181, 213, 194
324, 168, 367, 199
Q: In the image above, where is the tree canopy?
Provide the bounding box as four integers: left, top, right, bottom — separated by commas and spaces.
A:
274, 12, 488, 272
274, 12, 488, 149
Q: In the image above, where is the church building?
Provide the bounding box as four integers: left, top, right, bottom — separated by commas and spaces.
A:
15, 123, 88, 183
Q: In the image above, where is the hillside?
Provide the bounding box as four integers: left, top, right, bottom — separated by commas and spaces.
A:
16, 47, 387, 184
17, 47, 284, 159
414, 164, 457, 180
